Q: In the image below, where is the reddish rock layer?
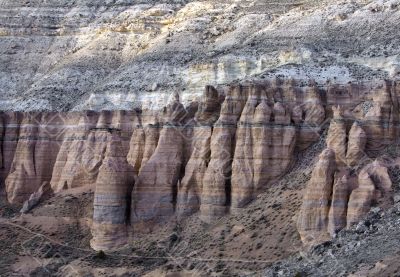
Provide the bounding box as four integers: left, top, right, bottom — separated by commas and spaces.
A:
0, 79, 399, 251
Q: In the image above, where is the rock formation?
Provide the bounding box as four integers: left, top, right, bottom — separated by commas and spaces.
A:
346, 169, 376, 228
327, 106, 347, 167
0, 79, 398, 250
346, 122, 367, 166
91, 132, 133, 251
20, 182, 52, 214
298, 98, 394, 244
327, 173, 351, 235
200, 85, 246, 222
131, 93, 186, 224
176, 86, 220, 217
50, 111, 99, 192
5, 112, 63, 203
297, 149, 337, 245
230, 90, 297, 211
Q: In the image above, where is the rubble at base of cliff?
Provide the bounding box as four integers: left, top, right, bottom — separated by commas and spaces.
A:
265, 190, 400, 277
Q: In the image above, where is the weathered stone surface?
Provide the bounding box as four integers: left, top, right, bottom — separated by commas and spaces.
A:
0, 112, 23, 186
231, 93, 297, 210
231, 88, 259, 209
0, 113, 3, 170
347, 169, 376, 227
177, 127, 212, 217
2, 79, 399, 253
327, 173, 351, 235
6, 113, 63, 204
20, 182, 52, 214
132, 96, 186, 224
296, 83, 326, 150
200, 86, 245, 222
303, 83, 326, 125
91, 132, 133, 251
346, 122, 367, 166
50, 111, 99, 192
357, 81, 396, 151
327, 106, 347, 167
195, 85, 221, 125
132, 126, 184, 224
126, 127, 145, 176
141, 125, 160, 168
297, 148, 336, 244
363, 161, 393, 207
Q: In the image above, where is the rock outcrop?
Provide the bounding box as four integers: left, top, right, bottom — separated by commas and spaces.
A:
327, 173, 351, 235
347, 161, 393, 227
230, 92, 297, 211
298, 98, 394, 244
176, 87, 220, 217
327, 107, 347, 167
297, 149, 337, 244
346, 122, 367, 166
132, 93, 186, 224
90, 132, 133, 251
20, 182, 52, 214
200, 85, 246, 222
5, 113, 63, 203
0, 79, 399, 251
50, 111, 99, 192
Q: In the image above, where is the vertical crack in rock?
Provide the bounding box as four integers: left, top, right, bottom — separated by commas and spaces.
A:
131, 93, 186, 226
231, 85, 259, 210
177, 86, 220, 217
200, 85, 246, 223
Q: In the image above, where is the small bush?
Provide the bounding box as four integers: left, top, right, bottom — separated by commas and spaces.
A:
95, 250, 106, 260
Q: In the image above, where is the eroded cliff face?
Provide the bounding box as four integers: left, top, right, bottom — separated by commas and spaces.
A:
1, 79, 399, 250
297, 80, 400, 245
1, 0, 400, 112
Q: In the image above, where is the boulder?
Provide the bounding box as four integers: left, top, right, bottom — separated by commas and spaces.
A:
20, 182, 52, 214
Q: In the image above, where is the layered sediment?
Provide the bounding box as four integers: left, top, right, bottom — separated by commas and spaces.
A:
91, 131, 133, 251
0, 79, 399, 250
297, 81, 398, 245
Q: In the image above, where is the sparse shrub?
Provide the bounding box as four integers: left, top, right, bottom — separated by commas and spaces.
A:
95, 250, 106, 260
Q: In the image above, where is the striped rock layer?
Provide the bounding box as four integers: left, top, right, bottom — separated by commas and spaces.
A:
0, 79, 399, 250
298, 92, 396, 245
